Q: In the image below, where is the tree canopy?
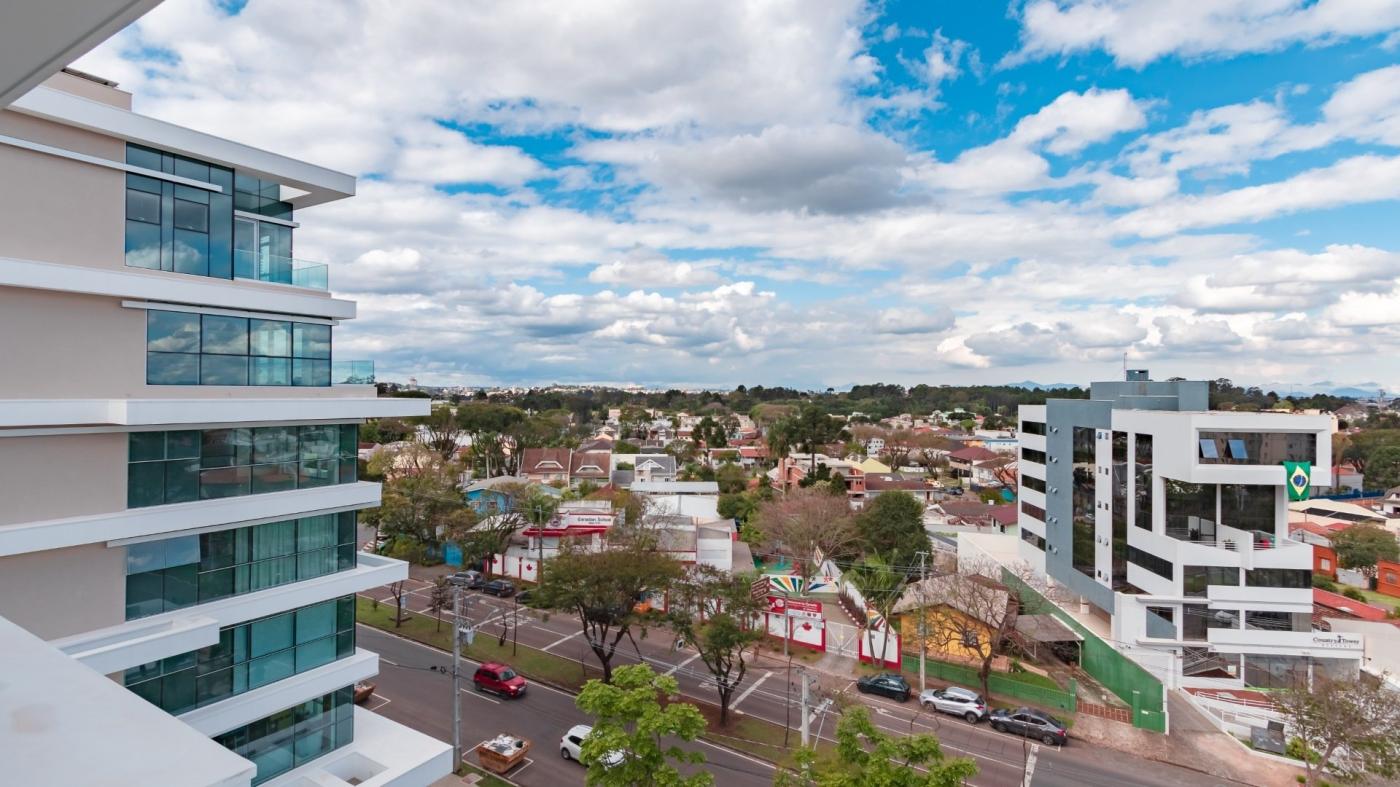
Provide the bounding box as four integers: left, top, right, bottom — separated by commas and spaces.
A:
855, 491, 930, 570
575, 664, 711, 787
1331, 525, 1400, 577
1274, 675, 1400, 785
776, 705, 977, 787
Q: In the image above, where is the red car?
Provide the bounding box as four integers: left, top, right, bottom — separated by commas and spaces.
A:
473, 663, 527, 698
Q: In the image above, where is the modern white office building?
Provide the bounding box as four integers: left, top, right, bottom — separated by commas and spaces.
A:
0, 21, 450, 787
1017, 371, 1363, 690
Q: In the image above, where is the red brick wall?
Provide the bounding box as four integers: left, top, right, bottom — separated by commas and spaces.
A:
1377, 558, 1400, 598
1313, 544, 1338, 580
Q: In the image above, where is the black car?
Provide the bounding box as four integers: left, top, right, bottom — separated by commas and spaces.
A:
855, 673, 911, 702
515, 588, 533, 604
482, 579, 516, 597
988, 707, 1068, 746
448, 570, 484, 589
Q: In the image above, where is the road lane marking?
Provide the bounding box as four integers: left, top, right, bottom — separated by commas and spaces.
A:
1023, 743, 1039, 787
730, 671, 772, 710
543, 630, 584, 652
380, 657, 399, 666
665, 652, 701, 676
462, 686, 502, 704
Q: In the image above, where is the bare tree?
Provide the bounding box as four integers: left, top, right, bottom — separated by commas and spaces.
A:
1275, 674, 1400, 785
427, 577, 451, 633
420, 404, 467, 461
897, 559, 1029, 701
387, 580, 409, 629
752, 488, 859, 590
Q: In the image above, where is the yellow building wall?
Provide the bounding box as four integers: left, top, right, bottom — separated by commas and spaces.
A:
899, 606, 994, 663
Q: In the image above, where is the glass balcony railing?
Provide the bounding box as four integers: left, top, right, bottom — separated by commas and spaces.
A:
332, 360, 375, 385
233, 249, 329, 290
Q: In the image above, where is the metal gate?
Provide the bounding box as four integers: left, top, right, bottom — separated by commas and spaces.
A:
827, 619, 860, 659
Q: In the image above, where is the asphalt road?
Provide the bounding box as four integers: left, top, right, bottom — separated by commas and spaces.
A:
362, 582, 1248, 787
359, 625, 777, 786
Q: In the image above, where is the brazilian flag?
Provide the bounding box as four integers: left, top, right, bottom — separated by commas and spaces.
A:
1284, 461, 1311, 502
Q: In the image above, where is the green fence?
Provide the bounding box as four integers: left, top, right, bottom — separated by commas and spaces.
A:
1002, 570, 1168, 733
901, 654, 1078, 714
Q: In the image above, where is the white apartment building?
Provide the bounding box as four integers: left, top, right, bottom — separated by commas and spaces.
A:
0, 34, 449, 787
1017, 371, 1362, 691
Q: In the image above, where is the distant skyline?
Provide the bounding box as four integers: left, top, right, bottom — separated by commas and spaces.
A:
80, 1, 1400, 389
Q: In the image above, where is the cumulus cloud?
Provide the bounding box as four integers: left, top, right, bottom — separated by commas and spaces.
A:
1010, 0, 1400, 68
69, 0, 1400, 388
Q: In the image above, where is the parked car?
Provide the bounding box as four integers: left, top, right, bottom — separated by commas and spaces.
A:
988, 707, 1068, 746
919, 686, 987, 723
515, 588, 533, 604
559, 724, 624, 767
856, 673, 911, 702
482, 579, 516, 597
449, 570, 484, 588
473, 662, 527, 698
353, 682, 376, 704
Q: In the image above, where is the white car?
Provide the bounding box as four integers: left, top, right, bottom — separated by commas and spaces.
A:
560, 725, 624, 768
918, 686, 988, 723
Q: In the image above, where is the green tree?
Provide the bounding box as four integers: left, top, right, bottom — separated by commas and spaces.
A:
714, 461, 749, 494
1274, 675, 1400, 785
534, 536, 683, 682
1331, 524, 1400, 579
373, 447, 476, 552
775, 705, 976, 787
1365, 445, 1400, 491
575, 664, 711, 787
666, 567, 767, 725
856, 491, 930, 568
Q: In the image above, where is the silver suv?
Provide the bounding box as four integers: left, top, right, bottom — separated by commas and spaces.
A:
918, 685, 987, 723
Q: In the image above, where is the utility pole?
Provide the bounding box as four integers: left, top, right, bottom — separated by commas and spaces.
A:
451, 585, 462, 771
799, 667, 812, 747
916, 549, 929, 693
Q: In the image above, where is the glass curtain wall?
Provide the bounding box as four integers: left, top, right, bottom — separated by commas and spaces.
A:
1165, 480, 1216, 542
1111, 431, 1128, 588
1133, 434, 1154, 531
128, 425, 358, 508
124, 596, 355, 713
215, 687, 353, 786
124, 144, 234, 278
124, 512, 358, 619
1072, 427, 1096, 579
147, 310, 332, 387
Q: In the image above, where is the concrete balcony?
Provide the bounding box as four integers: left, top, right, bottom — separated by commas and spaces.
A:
51, 553, 408, 672
181, 649, 379, 737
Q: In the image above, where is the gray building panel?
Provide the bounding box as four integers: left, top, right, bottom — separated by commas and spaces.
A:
1043, 397, 1114, 614
1036, 372, 1206, 615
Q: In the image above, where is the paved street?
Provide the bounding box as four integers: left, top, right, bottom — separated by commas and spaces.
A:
359, 626, 776, 786
361, 582, 1248, 786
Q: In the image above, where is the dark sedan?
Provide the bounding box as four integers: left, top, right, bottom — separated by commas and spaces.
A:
855, 673, 911, 702
482, 579, 516, 597
989, 707, 1068, 746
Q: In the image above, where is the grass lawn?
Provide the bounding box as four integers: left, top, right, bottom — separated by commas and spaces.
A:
1002, 667, 1063, 691
1351, 587, 1400, 612
692, 701, 834, 771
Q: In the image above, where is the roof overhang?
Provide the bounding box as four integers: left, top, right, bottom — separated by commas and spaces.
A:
0, 0, 163, 107
10, 85, 355, 207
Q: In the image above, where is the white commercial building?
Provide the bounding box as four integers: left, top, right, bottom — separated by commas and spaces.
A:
1017, 371, 1361, 691
0, 14, 449, 785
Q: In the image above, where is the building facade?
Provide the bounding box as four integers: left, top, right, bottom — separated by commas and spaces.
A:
1017, 371, 1362, 690
0, 70, 449, 785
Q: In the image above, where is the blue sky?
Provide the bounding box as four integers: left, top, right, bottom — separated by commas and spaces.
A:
79, 0, 1400, 390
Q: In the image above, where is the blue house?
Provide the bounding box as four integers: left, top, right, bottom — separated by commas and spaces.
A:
463, 474, 559, 515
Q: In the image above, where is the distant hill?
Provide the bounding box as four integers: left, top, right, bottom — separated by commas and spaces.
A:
1005, 380, 1081, 391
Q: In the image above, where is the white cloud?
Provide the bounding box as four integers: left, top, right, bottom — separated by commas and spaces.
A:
1010, 0, 1400, 68
588, 256, 724, 288
1116, 154, 1400, 237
